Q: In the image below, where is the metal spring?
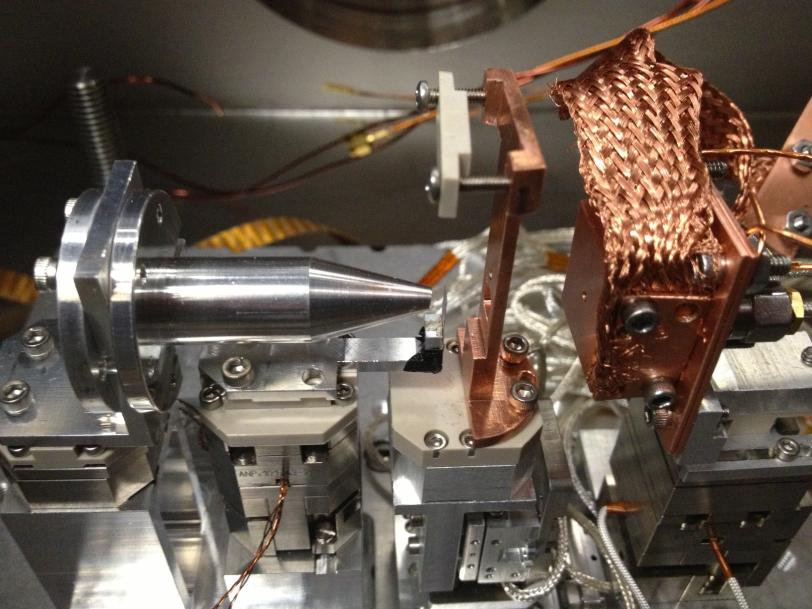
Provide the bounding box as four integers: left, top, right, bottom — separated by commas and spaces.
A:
69, 66, 119, 188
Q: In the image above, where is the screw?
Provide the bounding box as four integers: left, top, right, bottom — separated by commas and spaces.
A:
501, 333, 530, 365
64, 197, 78, 219
21, 325, 53, 360
221, 356, 253, 387
424, 430, 448, 451
32, 257, 57, 292
81, 445, 105, 456
510, 381, 538, 408
459, 430, 475, 448
446, 340, 460, 354
336, 382, 356, 401
693, 253, 721, 284
1, 381, 31, 416
415, 80, 486, 112
787, 209, 812, 237
425, 167, 511, 205
775, 437, 801, 462
407, 537, 423, 554
622, 300, 659, 335
791, 139, 812, 173
646, 407, 673, 429
199, 383, 226, 409
315, 526, 338, 545
705, 159, 729, 179
644, 378, 676, 410
7, 446, 29, 457
802, 347, 812, 367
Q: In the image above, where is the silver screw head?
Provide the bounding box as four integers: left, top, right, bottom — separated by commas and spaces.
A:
221, 356, 253, 387
622, 299, 659, 335
801, 346, 812, 367
32, 257, 57, 292
424, 430, 448, 450
502, 333, 530, 356
199, 383, 226, 409
425, 167, 441, 205
1, 380, 31, 416
791, 139, 812, 173
7, 446, 29, 457
786, 209, 812, 237
459, 429, 475, 448
64, 197, 78, 218
21, 325, 53, 360
81, 445, 105, 456
643, 378, 677, 411
336, 382, 356, 401
775, 437, 801, 462
415, 80, 432, 111
315, 526, 338, 545
510, 381, 538, 407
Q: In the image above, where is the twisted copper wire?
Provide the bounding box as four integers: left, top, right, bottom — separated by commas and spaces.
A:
552, 29, 726, 393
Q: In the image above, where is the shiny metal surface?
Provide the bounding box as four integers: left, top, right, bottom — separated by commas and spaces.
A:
264, 0, 542, 50
134, 256, 432, 343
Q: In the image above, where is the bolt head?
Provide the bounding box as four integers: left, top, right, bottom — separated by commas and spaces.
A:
1, 380, 31, 416
7, 446, 29, 457
622, 299, 659, 335
315, 527, 338, 545
221, 356, 253, 387
81, 445, 105, 456
425, 167, 441, 205
336, 382, 355, 401
510, 381, 538, 407
199, 383, 226, 409
791, 139, 812, 173
643, 378, 676, 413
32, 257, 57, 292
775, 437, 801, 462
21, 325, 53, 360
415, 80, 431, 111
801, 346, 812, 367
501, 333, 530, 365
424, 430, 448, 450
787, 209, 812, 237
459, 430, 475, 448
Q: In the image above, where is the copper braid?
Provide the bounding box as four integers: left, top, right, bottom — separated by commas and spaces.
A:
551, 29, 736, 393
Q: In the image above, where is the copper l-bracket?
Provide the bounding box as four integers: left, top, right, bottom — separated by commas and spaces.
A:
457, 69, 546, 445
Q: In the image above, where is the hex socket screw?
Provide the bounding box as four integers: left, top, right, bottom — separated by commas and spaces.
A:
1, 380, 32, 417
501, 333, 530, 365
415, 80, 486, 112
510, 381, 538, 408
21, 325, 54, 360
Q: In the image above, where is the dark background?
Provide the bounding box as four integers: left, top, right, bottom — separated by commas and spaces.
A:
1, 0, 810, 274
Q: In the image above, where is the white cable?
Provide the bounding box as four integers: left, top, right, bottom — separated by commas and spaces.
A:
502, 517, 569, 604
597, 506, 650, 609
562, 401, 599, 517
727, 577, 750, 609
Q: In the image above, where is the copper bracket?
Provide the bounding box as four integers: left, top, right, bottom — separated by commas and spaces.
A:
457, 69, 546, 445
563, 197, 758, 454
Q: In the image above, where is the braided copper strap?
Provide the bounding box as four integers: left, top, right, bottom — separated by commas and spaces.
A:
552, 29, 723, 296
699, 82, 757, 217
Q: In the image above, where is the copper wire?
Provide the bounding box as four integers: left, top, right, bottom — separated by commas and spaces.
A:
107, 74, 225, 117
703, 147, 812, 164
515, 0, 732, 82
210, 479, 289, 609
